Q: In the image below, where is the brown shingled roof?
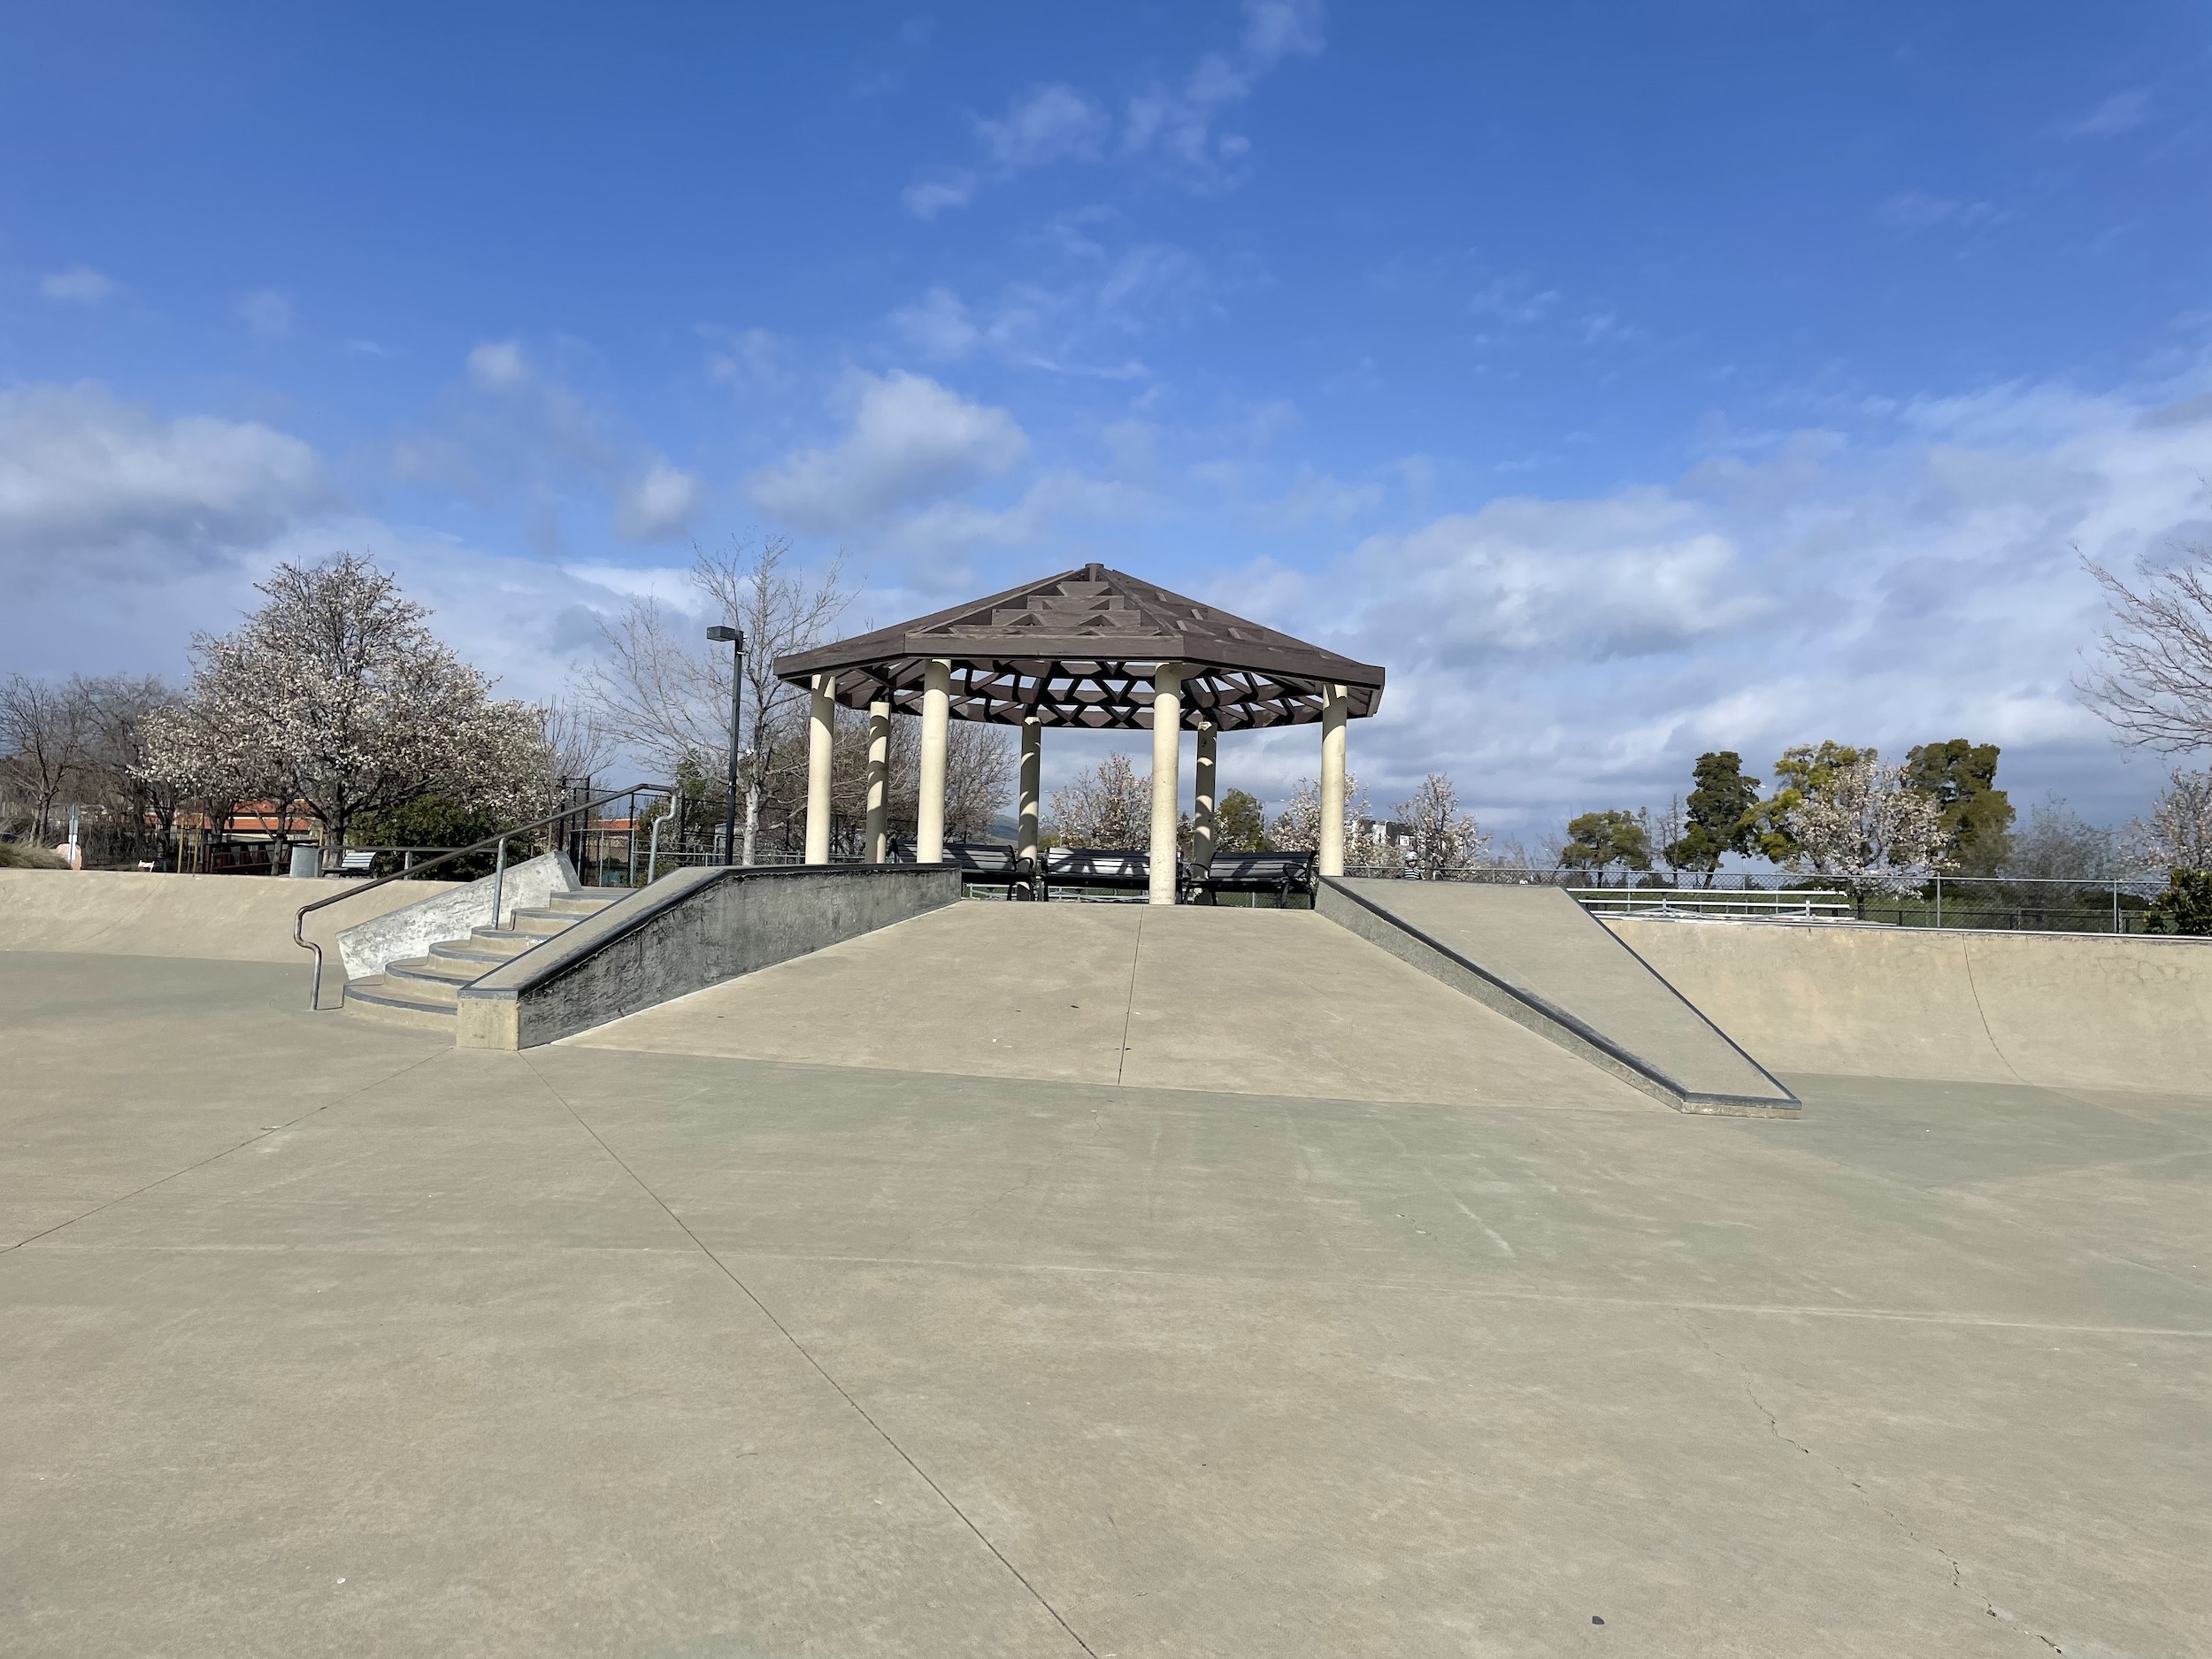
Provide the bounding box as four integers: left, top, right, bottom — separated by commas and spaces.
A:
772, 563, 1384, 731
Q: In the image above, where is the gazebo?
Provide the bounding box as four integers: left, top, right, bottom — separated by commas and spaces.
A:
772, 563, 1386, 903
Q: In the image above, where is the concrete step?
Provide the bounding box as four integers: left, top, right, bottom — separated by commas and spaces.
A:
390, 951, 487, 984
547, 891, 623, 916
508, 907, 580, 937
383, 959, 469, 1002
342, 974, 459, 1029
457, 927, 554, 957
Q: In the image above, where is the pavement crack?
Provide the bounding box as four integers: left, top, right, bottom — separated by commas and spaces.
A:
1680, 1310, 2063, 1651
524, 1056, 1098, 1658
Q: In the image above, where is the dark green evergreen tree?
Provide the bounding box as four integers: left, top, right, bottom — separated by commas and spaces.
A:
1904, 739, 2014, 874
1663, 751, 1762, 878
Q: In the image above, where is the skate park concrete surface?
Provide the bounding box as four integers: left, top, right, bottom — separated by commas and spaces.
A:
1610, 914, 2212, 1094
3, 879, 2208, 1657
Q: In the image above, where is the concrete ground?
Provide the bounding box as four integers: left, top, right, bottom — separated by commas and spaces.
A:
4, 944, 2208, 1657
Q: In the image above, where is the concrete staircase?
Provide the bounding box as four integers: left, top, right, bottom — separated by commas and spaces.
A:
342, 890, 625, 1030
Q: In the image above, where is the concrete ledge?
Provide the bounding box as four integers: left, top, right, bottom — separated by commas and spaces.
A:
1315, 878, 1801, 1117
455, 863, 964, 1049
335, 851, 576, 979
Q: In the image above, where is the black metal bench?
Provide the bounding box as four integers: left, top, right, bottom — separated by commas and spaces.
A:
889, 839, 1041, 899
1041, 847, 1152, 901
1187, 850, 1316, 906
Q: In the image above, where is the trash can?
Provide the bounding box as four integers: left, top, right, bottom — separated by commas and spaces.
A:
288, 845, 323, 879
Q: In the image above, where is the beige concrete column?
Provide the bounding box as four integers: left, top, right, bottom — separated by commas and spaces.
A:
804, 675, 835, 865
864, 698, 891, 864
1318, 682, 1348, 879
1018, 716, 1042, 864
1191, 717, 1217, 869
917, 659, 951, 863
1148, 662, 1182, 905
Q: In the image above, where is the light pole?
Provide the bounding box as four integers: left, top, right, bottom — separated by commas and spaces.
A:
706, 625, 743, 865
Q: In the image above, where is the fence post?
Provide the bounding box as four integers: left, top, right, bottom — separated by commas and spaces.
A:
2112, 879, 2120, 935
1934, 873, 1942, 930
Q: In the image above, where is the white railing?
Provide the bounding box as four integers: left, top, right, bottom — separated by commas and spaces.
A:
1569, 887, 1852, 919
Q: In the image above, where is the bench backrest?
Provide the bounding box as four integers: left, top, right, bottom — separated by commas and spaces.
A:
338, 849, 377, 872
1202, 851, 1314, 878
1046, 847, 1149, 879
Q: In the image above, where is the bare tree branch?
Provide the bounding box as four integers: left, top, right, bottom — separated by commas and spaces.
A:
2077, 543, 2212, 753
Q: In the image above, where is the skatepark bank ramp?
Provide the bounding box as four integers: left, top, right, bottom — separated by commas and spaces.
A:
1315, 879, 1801, 1115
1609, 916, 2212, 1094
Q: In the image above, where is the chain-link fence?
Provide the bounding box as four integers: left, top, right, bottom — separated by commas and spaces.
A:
1336, 864, 2176, 934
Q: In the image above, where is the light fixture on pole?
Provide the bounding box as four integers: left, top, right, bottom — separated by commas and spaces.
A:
706, 625, 743, 865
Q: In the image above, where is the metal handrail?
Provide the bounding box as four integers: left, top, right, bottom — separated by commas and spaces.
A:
293, 781, 671, 1010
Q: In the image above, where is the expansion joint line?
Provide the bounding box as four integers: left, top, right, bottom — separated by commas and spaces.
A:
522, 1056, 1098, 1658
1, 1047, 449, 1255
1114, 909, 1145, 1087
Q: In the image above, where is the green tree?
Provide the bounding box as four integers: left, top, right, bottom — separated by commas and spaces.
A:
1663, 751, 1762, 878
1757, 741, 1864, 864
2146, 869, 2212, 935
1212, 787, 1271, 853
1904, 739, 2014, 874
1561, 809, 1652, 880
351, 795, 511, 879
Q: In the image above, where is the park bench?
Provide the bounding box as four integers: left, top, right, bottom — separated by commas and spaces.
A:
888, 839, 1041, 900
1041, 846, 1154, 901
335, 849, 378, 877
1186, 850, 1316, 906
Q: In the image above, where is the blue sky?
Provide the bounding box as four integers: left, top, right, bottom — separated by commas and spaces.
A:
4, 1, 2209, 836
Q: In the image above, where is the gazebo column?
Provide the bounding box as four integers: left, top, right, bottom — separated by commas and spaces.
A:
1191, 716, 1217, 869
804, 675, 835, 865
1018, 715, 1042, 865
1148, 662, 1182, 905
1318, 682, 1348, 879
917, 658, 951, 863
864, 698, 891, 864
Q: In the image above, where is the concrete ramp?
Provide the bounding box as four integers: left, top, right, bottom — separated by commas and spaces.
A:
1610, 916, 2212, 1094
1317, 879, 1799, 1116
570, 902, 1666, 1113
0, 869, 456, 965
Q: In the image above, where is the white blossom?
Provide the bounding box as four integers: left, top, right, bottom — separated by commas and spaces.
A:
141, 553, 552, 849
1782, 752, 1947, 897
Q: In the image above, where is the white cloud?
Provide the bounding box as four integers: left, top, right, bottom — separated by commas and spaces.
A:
746, 371, 1029, 533
41, 266, 116, 303
884, 468, 1149, 560
611, 457, 702, 543
2068, 89, 2151, 138
906, 0, 1323, 212
976, 83, 1111, 170
902, 169, 976, 219
1213, 369, 2212, 833
1878, 190, 2000, 229
236, 289, 295, 339
699, 325, 787, 389
1123, 0, 1325, 189
889, 287, 982, 360
0, 383, 328, 583
467, 339, 531, 391
1256, 469, 1386, 530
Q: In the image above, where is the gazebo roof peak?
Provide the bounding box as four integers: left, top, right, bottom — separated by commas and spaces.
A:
774, 562, 1385, 731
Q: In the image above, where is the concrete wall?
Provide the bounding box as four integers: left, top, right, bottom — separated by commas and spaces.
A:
0, 869, 460, 967
1609, 918, 2212, 1092
456, 864, 963, 1049
334, 851, 576, 979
